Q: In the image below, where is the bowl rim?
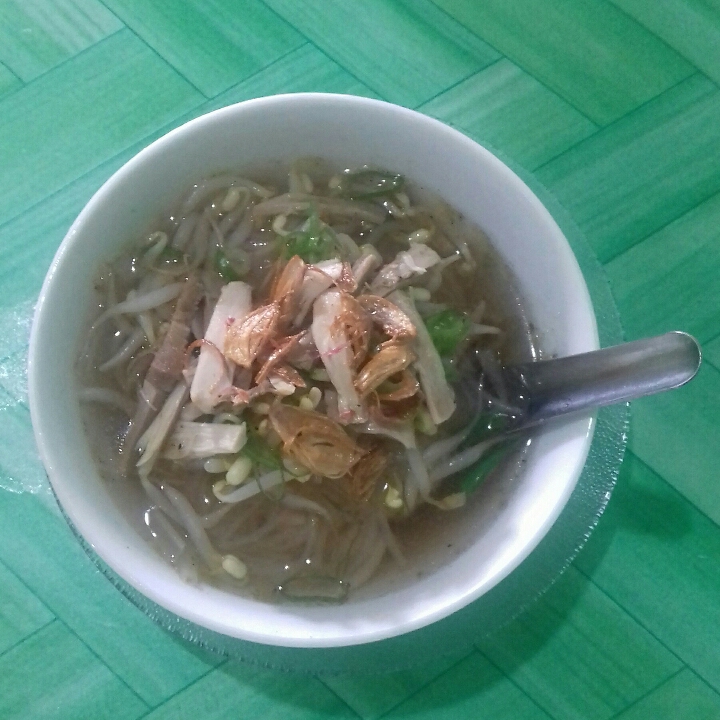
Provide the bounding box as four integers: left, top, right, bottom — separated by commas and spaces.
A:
28, 92, 598, 647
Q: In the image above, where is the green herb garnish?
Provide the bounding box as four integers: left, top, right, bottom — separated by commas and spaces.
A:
425, 309, 471, 356
158, 246, 184, 263
243, 425, 282, 470
214, 249, 244, 281
281, 212, 336, 263
459, 441, 514, 494
337, 169, 405, 199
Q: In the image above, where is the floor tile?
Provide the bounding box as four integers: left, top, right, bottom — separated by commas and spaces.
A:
144, 660, 357, 719
605, 190, 720, 343
206, 43, 378, 110
0, 396, 51, 498
574, 452, 720, 693
0, 349, 29, 409
430, 0, 693, 125
627, 363, 720, 526
0, 560, 54, 655
614, 668, 720, 720
320, 652, 467, 719
703, 334, 720, 371
0, 299, 34, 368
262, 0, 499, 107
0, 43, 374, 309
384, 651, 550, 719
477, 566, 681, 720
0, 491, 221, 706
101, 0, 304, 98
0, 62, 22, 99
0, 158, 134, 312
420, 58, 598, 170
537, 75, 720, 262
611, 0, 720, 89
0, 0, 122, 82
0, 28, 203, 228
0, 620, 147, 720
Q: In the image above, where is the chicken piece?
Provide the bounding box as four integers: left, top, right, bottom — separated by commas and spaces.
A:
356, 294, 416, 341
389, 290, 455, 425
190, 281, 251, 412
293, 258, 356, 326
351, 245, 382, 288
369, 244, 441, 296
311, 290, 368, 423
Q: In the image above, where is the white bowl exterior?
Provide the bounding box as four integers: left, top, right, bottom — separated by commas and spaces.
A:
29, 94, 597, 647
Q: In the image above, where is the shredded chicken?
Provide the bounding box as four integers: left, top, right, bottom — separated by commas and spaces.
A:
370, 244, 442, 296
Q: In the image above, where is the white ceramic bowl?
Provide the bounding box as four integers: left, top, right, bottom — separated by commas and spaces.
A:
29, 93, 597, 648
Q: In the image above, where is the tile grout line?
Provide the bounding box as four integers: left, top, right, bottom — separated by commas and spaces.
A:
426, 0, 602, 127
0, 39, 326, 237
93, 3, 209, 99
414, 56, 504, 110
605, 666, 686, 720
257, 1, 385, 102
134, 659, 229, 717
54, 617, 150, 711
369, 649, 476, 719
532, 71, 706, 174
475, 648, 558, 719
0, 519, 157, 708
313, 675, 365, 720
96, 0, 312, 103
0, 60, 23, 84
0, 26, 126, 92
0, 555, 55, 626
599, 186, 720, 266
627, 449, 720, 531
575, 534, 720, 696
607, 0, 714, 76
0, 112, 207, 236
572, 567, 687, 668
0, 618, 56, 661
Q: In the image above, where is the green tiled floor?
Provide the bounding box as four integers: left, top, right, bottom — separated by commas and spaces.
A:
0, 1, 718, 717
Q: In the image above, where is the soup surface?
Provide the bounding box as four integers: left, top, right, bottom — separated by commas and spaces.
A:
78, 161, 537, 602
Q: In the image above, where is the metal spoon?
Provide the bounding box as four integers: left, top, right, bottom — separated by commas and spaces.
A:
476, 331, 701, 435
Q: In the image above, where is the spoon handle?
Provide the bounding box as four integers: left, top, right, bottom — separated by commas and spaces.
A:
511, 331, 701, 424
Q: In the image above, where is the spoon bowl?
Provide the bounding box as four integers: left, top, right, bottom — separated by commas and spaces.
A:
477, 331, 701, 436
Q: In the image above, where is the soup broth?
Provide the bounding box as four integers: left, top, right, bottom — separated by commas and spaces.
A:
78, 161, 538, 603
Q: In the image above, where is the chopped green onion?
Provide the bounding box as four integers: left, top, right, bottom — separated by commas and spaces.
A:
441, 357, 460, 384
425, 309, 471, 356
158, 246, 184, 263
337, 169, 405, 199
214, 249, 242, 281
459, 440, 514, 494
243, 425, 282, 470
281, 212, 336, 263
465, 411, 516, 447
